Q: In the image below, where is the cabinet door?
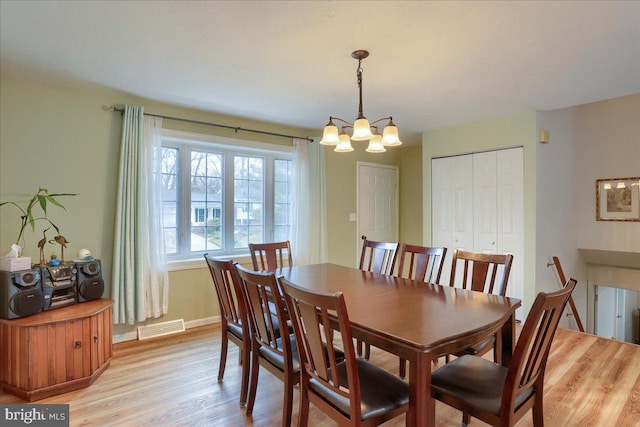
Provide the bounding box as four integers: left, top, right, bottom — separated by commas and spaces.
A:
27, 319, 88, 390
90, 306, 113, 373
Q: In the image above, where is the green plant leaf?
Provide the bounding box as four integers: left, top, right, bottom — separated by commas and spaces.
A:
38, 194, 47, 214
46, 195, 66, 210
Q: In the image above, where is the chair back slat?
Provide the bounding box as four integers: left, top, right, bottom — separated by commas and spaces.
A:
359, 239, 399, 275
205, 254, 246, 328
501, 279, 577, 416
279, 277, 361, 417
450, 249, 514, 296
236, 265, 291, 358
397, 244, 447, 283
249, 241, 293, 271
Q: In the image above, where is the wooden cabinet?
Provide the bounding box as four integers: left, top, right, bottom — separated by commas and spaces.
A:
0, 298, 113, 401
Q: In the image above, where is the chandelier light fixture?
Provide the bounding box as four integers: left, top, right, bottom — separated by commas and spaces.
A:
319, 50, 402, 153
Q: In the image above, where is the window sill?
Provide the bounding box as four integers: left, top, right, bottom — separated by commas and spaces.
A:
167, 255, 253, 272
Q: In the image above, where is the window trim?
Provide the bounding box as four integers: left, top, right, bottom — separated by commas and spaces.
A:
160, 129, 292, 264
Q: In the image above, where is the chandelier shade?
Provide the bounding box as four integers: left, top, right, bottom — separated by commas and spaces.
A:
334, 132, 354, 152
320, 50, 402, 153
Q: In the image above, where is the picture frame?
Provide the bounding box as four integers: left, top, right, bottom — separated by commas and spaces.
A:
596, 177, 640, 221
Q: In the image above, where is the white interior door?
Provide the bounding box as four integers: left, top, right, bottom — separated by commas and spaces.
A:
432, 154, 473, 285
357, 162, 399, 263
496, 147, 524, 319
596, 285, 618, 339
473, 151, 498, 254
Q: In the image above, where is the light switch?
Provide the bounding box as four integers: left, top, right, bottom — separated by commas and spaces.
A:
349, 213, 357, 222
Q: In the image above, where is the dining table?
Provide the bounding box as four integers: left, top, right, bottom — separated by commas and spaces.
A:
276, 263, 522, 427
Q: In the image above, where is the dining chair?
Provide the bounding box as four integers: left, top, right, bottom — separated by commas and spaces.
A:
397, 244, 447, 283
447, 249, 514, 364
279, 276, 410, 427
234, 263, 299, 427
357, 239, 399, 359
358, 239, 399, 276
249, 240, 293, 271
396, 244, 447, 378
204, 254, 250, 407
431, 278, 577, 427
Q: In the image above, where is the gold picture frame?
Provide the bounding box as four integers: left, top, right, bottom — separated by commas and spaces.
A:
596, 177, 640, 221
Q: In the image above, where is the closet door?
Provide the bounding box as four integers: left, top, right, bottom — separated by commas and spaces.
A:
473, 151, 498, 254
432, 154, 473, 285
496, 147, 524, 316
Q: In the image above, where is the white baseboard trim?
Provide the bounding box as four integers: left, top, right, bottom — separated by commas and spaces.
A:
113, 315, 221, 344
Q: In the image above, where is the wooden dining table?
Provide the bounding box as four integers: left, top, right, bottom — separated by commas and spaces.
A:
276, 263, 521, 427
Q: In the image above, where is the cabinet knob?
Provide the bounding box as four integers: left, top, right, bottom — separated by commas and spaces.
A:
75, 341, 82, 349
94, 335, 99, 343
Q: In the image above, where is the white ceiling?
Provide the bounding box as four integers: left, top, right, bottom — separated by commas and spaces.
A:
1, 1, 639, 145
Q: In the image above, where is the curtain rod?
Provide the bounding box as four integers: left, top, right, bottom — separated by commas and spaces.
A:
109, 106, 314, 142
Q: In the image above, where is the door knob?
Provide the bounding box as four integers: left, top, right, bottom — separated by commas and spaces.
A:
361, 235, 367, 240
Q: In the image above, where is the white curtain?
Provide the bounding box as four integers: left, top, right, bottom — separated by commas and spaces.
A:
112, 105, 169, 324
290, 138, 327, 265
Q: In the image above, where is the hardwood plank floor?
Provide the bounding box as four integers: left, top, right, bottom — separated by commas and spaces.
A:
2, 324, 639, 426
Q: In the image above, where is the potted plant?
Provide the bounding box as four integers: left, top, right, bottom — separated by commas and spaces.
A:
1, 188, 76, 267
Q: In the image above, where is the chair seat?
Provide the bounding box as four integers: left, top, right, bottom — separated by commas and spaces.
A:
259, 334, 302, 372
454, 335, 496, 356
310, 359, 409, 421
259, 334, 345, 374
431, 355, 534, 416
227, 321, 244, 340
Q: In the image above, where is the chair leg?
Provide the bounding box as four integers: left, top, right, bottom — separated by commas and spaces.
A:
218, 332, 228, 382
462, 411, 471, 426
245, 345, 260, 416
298, 381, 310, 427
399, 357, 406, 379
364, 342, 371, 360
239, 344, 251, 407
282, 375, 294, 427
532, 391, 544, 427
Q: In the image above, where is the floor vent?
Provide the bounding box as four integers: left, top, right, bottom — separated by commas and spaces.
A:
137, 319, 185, 340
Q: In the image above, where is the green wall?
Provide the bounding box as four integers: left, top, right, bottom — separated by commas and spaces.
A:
421, 112, 537, 312
0, 74, 421, 339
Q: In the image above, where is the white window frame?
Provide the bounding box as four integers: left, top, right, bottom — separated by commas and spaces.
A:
161, 129, 292, 268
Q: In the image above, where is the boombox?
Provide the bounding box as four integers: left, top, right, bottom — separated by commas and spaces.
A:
1, 260, 104, 319
0, 269, 44, 319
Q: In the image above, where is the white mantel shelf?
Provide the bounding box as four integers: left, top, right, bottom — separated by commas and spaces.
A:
579, 248, 640, 270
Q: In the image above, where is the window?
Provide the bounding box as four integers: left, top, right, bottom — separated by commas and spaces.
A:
159, 131, 292, 260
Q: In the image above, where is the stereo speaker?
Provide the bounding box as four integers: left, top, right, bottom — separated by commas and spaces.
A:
0, 269, 44, 319
76, 260, 104, 302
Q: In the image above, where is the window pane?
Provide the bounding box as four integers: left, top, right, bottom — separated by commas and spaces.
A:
274, 159, 292, 240
160, 147, 178, 254
234, 155, 264, 248
190, 150, 224, 252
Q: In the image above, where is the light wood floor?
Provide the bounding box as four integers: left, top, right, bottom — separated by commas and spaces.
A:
2, 324, 639, 426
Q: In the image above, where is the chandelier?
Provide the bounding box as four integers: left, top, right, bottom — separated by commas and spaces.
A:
319, 50, 402, 153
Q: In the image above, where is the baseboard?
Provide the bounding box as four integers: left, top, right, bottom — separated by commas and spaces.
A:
113, 315, 221, 344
